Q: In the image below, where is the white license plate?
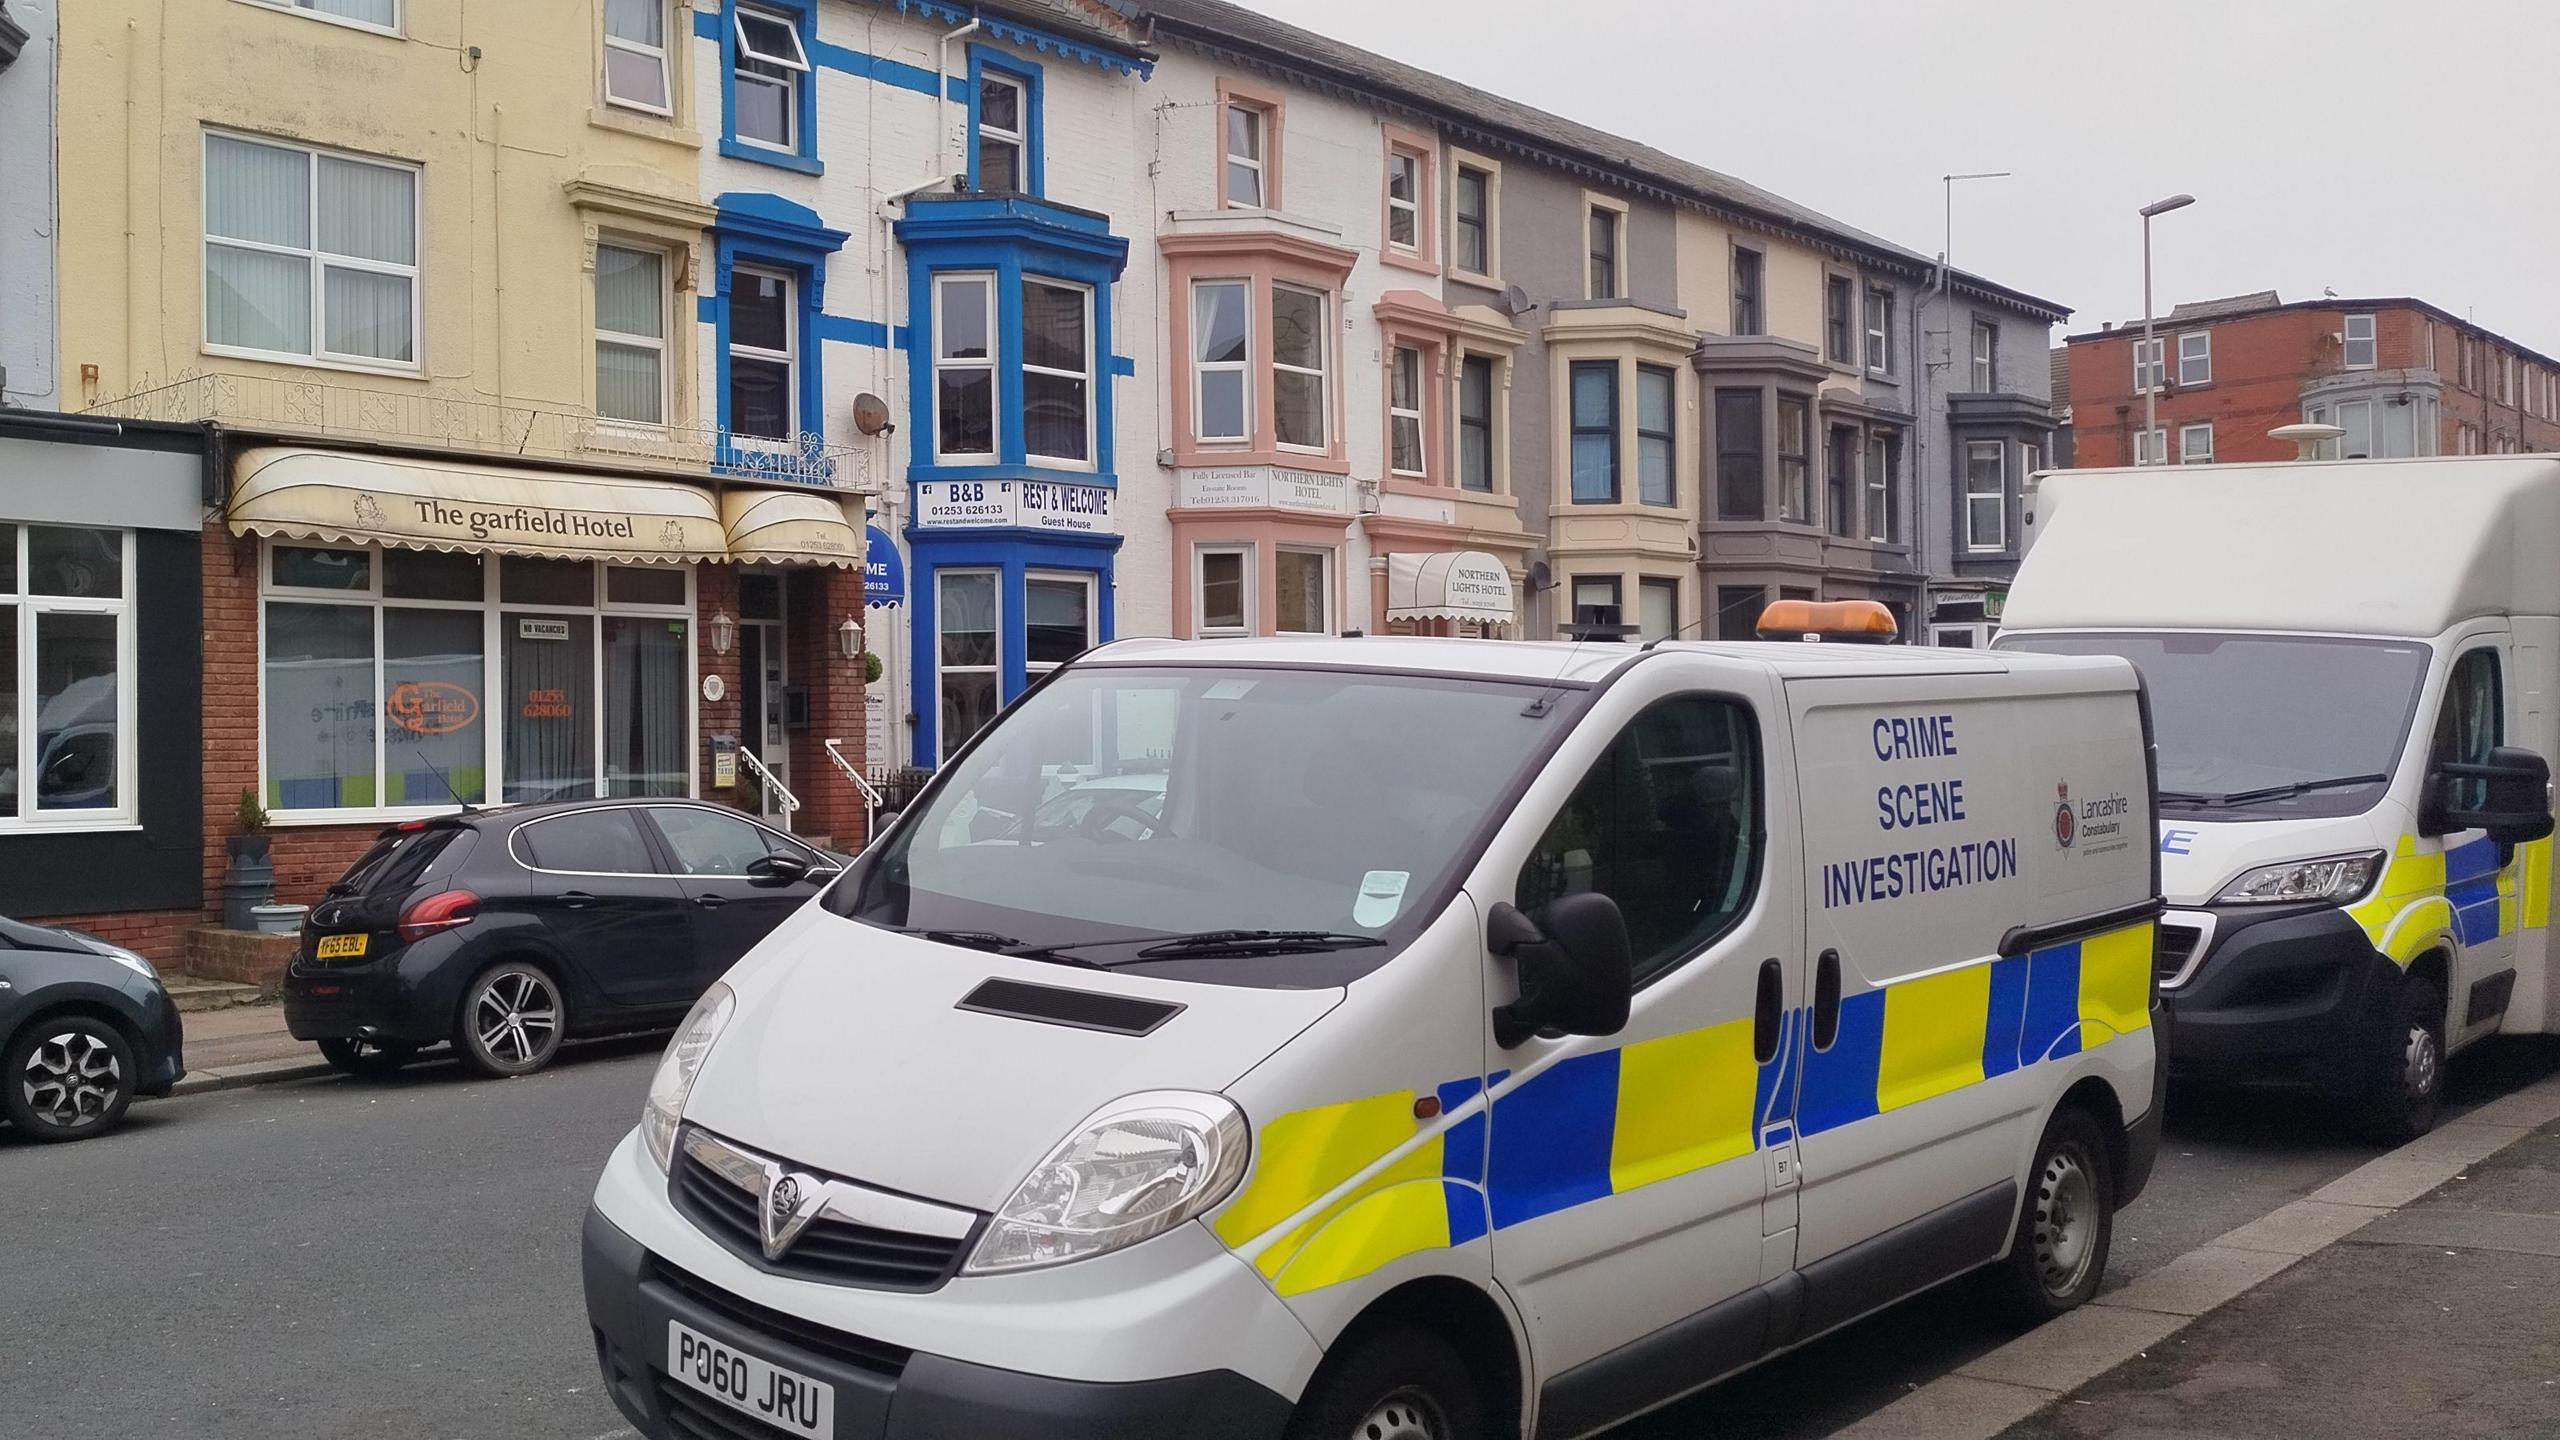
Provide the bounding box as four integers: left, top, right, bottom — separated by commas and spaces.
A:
666, 1320, 835, 1438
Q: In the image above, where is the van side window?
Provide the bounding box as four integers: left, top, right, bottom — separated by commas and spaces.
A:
2433, 649, 2503, 812
1517, 695, 1759, 984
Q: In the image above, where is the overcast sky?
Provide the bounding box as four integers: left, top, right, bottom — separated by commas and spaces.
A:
1238, 0, 2560, 351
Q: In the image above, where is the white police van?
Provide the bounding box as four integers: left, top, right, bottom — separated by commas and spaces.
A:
583, 613, 2164, 1440
2003, 456, 2560, 1141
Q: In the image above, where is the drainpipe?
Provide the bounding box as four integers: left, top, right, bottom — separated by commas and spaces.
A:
932, 17, 981, 186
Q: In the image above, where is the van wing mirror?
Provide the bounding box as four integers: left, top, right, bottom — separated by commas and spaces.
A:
2434, 746, 2555, 846
1488, 894, 1634, 1049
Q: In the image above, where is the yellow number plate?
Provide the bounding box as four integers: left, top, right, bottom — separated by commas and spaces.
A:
315, 934, 369, 960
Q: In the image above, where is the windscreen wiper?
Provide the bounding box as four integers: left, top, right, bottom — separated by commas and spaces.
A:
1128, 929, 1385, 959
2170, 773, 2394, 808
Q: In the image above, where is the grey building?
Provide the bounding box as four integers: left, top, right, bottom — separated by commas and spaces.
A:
0, 0, 55, 409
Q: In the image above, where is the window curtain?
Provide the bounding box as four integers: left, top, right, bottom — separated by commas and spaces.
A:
503, 614, 595, 803
205, 137, 312, 354
317, 156, 415, 362
596, 246, 666, 423
603, 616, 686, 797
308, 0, 397, 23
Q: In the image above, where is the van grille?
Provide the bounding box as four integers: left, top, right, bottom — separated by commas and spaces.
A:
670, 1132, 980, 1294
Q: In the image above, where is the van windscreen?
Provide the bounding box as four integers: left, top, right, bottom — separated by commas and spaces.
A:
835, 666, 1575, 982
1996, 631, 2429, 818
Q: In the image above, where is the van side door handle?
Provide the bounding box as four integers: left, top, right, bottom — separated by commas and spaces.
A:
1752, 958, 1784, 1063
1812, 949, 1843, 1052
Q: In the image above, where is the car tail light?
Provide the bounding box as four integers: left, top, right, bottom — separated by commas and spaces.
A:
397, 889, 481, 944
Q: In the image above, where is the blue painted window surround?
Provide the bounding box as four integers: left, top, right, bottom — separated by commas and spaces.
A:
896, 196, 1130, 486
709, 193, 849, 472
718, 0, 823, 175
965, 45, 1043, 197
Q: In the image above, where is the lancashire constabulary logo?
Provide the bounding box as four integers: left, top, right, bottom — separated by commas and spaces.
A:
2054, 780, 2077, 849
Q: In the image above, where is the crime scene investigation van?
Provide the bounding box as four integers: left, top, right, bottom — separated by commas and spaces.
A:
2002, 455, 2560, 1142
582, 618, 2165, 1440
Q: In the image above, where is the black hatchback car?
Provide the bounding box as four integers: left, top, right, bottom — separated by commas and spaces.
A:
0, 917, 185, 1143
283, 799, 840, 1079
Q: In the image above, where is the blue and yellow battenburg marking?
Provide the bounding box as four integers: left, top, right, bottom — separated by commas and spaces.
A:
2346, 834, 2553, 964
1215, 921, 2154, 1297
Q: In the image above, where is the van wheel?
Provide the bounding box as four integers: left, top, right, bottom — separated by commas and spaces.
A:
1287, 1328, 1485, 1440
1990, 1106, 2115, 1325
454, 962, 565, 1078
2358, 975, 2445, 1146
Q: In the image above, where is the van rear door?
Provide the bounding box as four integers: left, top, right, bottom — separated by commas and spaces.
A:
1782, 669, 2152, 1332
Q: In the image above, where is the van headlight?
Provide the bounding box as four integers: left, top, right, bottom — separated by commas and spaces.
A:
965, 1091, 1251, 1275
2213, 852, 2385, 906
642, 983, 735, 1172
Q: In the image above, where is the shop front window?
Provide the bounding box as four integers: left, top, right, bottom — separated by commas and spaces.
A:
260, 546, 688, 814
937, 569, 1001, 763
3, 524, 135, 825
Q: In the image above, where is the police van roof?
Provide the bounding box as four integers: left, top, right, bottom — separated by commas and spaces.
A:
1085, 635, 2125, 687
2009, 454, 2560, 638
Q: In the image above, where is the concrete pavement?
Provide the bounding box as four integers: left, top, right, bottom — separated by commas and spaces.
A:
169, 1002, 336, 1095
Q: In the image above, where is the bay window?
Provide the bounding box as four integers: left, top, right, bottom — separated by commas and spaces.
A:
1714, 389, 1763, 520
1273, 549, 1330, 635
261, 548, 689, 814
935, 570, 1001, 763
1, 525, 135, 826
1964, 441, 2006, 551
1025, 573, 1095, 677
1866, 431, 1898, 542
1776, 397, 1811, 524
1572, 577, 1622, 630
1638, 578, 1679, 645
1390, 345, 1427, 476
728, 266, 798, 443
1192, 280, 1251, 442
1636, 364, 1676, 506
1459, 354, 1496, 491
933, 273, 997, 461
204, 132, 418, 369
1272, 284, 1330, 449
594, 243, 668, 425
1195, 548, 1251, 636
1021, 277, 1094, 465
1570, 361, 1619, 503
1826, 425, 1857, 538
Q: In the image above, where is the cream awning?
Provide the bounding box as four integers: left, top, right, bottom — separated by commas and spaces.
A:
228, 446, 729, 563
1387, 550, 1517, 624
722, 488, 863, 569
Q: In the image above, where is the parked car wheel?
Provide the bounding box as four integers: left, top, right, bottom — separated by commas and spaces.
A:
2, 1014, 140, 1143
455, 962, 565, 1078
317, 1037, 419, 1078
1285, 1327, 1486, 1440
1989, 1103, 2115, 1325
2359, 974, 2445, 1146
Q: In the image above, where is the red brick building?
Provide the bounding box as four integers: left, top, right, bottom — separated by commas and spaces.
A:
2059, 292, 2560, 469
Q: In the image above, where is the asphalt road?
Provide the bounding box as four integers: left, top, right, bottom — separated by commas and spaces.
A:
3, 1034, 2554, 1440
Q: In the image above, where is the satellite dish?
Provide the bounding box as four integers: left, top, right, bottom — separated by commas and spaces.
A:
1498, 284, 1536, 317
852, 392, 895, 436
1526, 560, 1553, 593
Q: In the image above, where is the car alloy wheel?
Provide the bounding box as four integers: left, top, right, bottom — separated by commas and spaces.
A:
20, 1028, 128, 1133
462, 965, 563, 1076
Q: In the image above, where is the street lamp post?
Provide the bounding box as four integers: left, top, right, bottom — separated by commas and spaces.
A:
2139, 194, 2196, 464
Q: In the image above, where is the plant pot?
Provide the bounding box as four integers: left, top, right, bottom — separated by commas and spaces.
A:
222, 846, 277, 931
250, 903, 308, 936
226, 833, 272, 865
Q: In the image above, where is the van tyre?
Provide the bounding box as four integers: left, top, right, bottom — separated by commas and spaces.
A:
2359, 974, 2445, 1146
3, 1014, 138, 1143
1287, 1327, 1486, 1440
455, 962, 565, 1078
317, 1037, 418, 1078
1990, 1105, 2115, 1325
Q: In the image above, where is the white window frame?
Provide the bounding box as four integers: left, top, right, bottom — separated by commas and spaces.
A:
1022, 570, 1096, 679
934, 568, 1002, 766
1865, 431, 1894, 543
594, 241, 669, 429
1969, 320, 1997, 390
1272, 546, 1332, 636
1389, 343, 1427, 478
1864, 287, 1894, 376
728, 264, 800, 449
1, 527, 141, 831
2177, 331, 2211, 385
2179, 422, 2214, 464
1385, 147, 1423, 255
2132, 337, 2165, 394
2336, 398, 2375, 459
1271, 282, 1331, 453
929, 272, 998, 463
1224, 102, 1268, 209
236, 0, 402, 37
1190, 278, 1252, 445
732, 3, 810, 153
2132, 426, 2168, 466
1193, 546, 1254, 638
1021, 275, 1096, 470
202, 130, 422, 375
257, 545, 696, 823
1963, 439, 2006, 552
2344, 312, 2377, 370
601, 0, 673, 116
975, 71, 1027, 191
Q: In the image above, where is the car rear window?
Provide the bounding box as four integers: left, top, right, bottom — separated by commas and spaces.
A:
335, 828, 463, 896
